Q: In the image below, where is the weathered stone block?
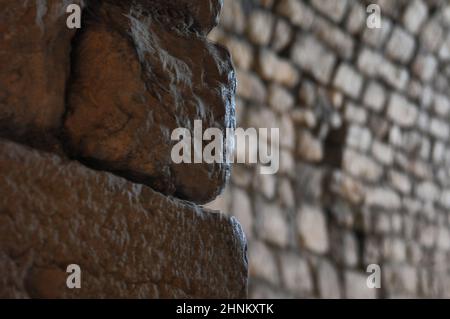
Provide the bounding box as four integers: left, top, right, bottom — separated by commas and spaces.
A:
64, 2, 236, 204
0, 139, 248, 298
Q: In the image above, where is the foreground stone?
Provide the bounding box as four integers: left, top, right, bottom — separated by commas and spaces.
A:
65, 1, 236, 204
0, 0, 235, 204
0, 139, 247, 298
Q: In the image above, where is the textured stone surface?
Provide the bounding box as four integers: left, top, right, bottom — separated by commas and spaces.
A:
0, 139, 247, 298
0, 0, 82, 147
65, 1, 236, 204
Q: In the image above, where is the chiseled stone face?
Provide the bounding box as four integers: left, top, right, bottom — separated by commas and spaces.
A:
64, 0, 236, 204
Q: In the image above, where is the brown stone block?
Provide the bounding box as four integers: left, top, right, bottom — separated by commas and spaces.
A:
0, 139, 247, 298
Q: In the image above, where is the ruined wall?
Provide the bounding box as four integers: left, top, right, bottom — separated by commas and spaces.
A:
207, 0, 450, 298
0, 0, 247, 298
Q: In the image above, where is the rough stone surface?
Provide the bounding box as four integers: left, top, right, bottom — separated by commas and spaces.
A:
0, 0, 246, 299
0, 139, 247, 298
65, 1, 236, 204
0, 0, 83, 147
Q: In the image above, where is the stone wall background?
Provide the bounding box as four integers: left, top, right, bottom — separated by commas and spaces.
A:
206, 0, 450, 298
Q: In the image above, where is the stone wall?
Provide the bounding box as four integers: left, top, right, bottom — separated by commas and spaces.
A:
207, 0, 450, 298
0, 0, 247, 298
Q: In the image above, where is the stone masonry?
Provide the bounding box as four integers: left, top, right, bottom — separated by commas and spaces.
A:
0, 0, 247, 298
207, 0, 450, 298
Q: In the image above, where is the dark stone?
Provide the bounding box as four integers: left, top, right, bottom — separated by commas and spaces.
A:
0, 139, 247, 298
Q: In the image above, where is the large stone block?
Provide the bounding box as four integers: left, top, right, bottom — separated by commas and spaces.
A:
64, 1, 236, 204
0, 139, 247, 298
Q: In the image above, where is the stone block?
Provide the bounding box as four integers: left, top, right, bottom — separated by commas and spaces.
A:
0, 139, 248, 298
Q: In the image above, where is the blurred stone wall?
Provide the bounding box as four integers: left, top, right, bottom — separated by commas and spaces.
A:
207, 0, 450, 298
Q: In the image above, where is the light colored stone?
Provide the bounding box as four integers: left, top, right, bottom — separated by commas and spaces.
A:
280, 253, 313, 295
249, 241, 279, 285
318, 261, 341, 299
222, 36, 253, 70
279, 178, 295, 208
297, 206, 329, 254
365, 187, 401, 209
311, 0, 348, 23
374, 212, 392, 234
420, 20, 444, 53
230, 188, 253, 237
231, 165, 252, 188
389, 170, 412, 195
413, 54, 437, 83
257, 201, 289, 248
314, 17, 354, 60
259, 50, 299, 87
403, 0, 428, 34
345, 102, 367, 124
439, 33, 450, 61
277, 0, 315, 29
372, 141, 394, 165
333, 64, 363, 99
386, 27, 416, 64
204, 189, 230, 212
378, 61, 409, 91
363, 17, 392, 48
345, 271, 376, 299
280, 114, 295, 149
254, 171, 277, 199
433, 94, 450, 117
346, 3, 365, 35
343, 149, 383, 182
437, 227, 450, 250
330, 172, 365, 205
341, 231, 359, 267
347, 125, 372, 151
272, 19, 292, 52
247, 10, 274, 45
268, 84, 294, 112
220, 0, 245, 33
291, 35, 337, 84
387, 93, 418, 127
440, 190, 450, 209
429, 118, 450, 140
291, 109, 317, 128
433, 141, 446, 164
384, 265, 418, 296
358, 48, 383, 76
383, 237, 407, 262
279, 149, 295, 176
363, 81, 386, 112
391, 214, 403, 234
236, 70, 267, 103
419, 223, 436, 248
415, 181, 440, 202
